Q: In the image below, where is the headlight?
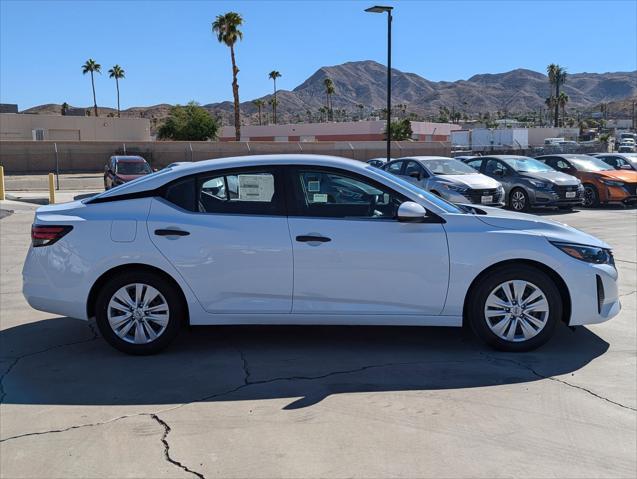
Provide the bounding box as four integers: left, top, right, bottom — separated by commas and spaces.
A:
600, 179, 625, 186
551, 241, 615, 265
528, 179, 551, 189
442, 183, 469, 193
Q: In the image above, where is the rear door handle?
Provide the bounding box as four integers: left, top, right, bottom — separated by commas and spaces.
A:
296, 235, 331, 243
155, 229, 190, 237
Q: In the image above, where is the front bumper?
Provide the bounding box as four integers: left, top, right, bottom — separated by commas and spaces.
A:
530, 186, 584, 207
441, 188, 505, 207
562, 261, 621, 326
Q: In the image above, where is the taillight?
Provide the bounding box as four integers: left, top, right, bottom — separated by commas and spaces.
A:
31, 225, 73, 247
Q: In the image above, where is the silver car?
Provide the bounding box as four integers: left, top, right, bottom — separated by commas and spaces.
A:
383, 156, 505, 207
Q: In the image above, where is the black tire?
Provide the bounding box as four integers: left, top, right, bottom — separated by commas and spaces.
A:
95, 270, 184, 355
508, 187, 530, 212
467, 265, 562, 352
582, 184, 600, 208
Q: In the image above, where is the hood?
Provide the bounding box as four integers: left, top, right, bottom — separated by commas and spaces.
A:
473, 206, 609, 248
519, 171, 580, 185
595, 169, 637, 182
436, 173, 501, 189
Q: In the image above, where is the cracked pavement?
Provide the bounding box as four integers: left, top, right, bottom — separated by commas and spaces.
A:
1, 202, 635, 478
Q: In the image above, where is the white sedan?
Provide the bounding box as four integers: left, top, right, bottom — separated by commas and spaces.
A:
23, 155, 620, 354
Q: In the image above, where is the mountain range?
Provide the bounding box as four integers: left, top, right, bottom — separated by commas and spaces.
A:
22, 60, 637, 125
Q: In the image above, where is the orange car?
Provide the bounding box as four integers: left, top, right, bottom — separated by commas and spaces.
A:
537, 154, 637, 207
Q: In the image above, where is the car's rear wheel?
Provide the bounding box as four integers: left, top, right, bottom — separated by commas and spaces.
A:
95, 271, 183, 354
509, 188, 530, 212
583, 184, 600, 208
467, 265, 561, 352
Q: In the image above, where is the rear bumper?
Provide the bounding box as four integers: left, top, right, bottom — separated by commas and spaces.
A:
22, 245, 89, 320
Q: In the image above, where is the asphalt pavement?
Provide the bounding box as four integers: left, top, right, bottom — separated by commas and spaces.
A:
0, 200, 635, 478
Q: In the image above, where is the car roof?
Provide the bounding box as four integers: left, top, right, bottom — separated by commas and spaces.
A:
94, 154, 375, 200
112, 155, 146, 162
479, 155, 534, 160
397, 156, 454, 161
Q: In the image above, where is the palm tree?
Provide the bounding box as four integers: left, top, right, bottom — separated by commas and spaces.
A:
557, 92, 569, 127
268, 71, 281, 124
545, 96, 557, 125
253, 99, 265, 125
213, 12, 244, 141
268, 98, 278, 124
108, 65, 125, 118
547, 64, 567, 127
82, 59, 101, 117
318, 106, 326, 122
357, 103, 364, 120
323, 78, 335, 121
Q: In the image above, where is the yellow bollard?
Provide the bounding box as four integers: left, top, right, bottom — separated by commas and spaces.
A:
0, 165, 5, 201
48, 173, 56, 204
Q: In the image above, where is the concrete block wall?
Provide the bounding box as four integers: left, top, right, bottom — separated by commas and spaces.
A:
0, 141, 451, 173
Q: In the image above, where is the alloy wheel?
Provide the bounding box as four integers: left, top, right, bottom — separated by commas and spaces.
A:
583, 186, 596, 207
484, 280, 549, 342
107, 283, 170, 344
510, 190, 526, 211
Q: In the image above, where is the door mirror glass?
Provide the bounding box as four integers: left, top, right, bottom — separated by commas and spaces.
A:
397, 201, 427, 222
620, 164, 632, 170
494, 169, 504, 177
408, 171, 421, 180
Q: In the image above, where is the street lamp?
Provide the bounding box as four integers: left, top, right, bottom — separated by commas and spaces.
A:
365, 5, 393, 162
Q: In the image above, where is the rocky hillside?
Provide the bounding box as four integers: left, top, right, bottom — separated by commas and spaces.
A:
21, 60, 637, 126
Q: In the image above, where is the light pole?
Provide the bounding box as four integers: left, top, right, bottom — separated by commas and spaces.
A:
365, 5, 393, 162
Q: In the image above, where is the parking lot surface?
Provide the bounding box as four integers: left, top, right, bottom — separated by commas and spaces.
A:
1, 202, 635, 478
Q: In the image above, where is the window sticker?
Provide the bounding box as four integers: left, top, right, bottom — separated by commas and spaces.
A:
307, 180, 321, 192
313, 193, 328, 203
237, 174, 275, 201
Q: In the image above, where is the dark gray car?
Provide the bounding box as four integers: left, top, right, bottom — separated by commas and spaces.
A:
461, 155, 584, 211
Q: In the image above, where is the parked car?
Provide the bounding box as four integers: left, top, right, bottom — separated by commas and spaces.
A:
460, 155, 583, 211
536, 154, 637, 207
366, 157, 393, 168
617, 142, 636, 153
104, 156, 153, 190
593, 153, 637, 171
24, 155, 620, 354
382, 156, 504, 207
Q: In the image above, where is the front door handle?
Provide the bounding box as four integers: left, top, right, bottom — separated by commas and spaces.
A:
155, 229, 190, 237
296, 235, 331, 243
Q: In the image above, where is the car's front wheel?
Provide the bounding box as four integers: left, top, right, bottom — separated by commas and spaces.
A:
509, 188, 530, 212
95, 271, 184, 354
467, 265, 561, 352
582, 184, 600, 208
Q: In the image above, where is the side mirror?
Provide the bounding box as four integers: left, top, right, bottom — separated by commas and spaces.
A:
397, 201, 428, 222
494, 170, 504, 177
408, 171, 421, 180
620, 164, 632, 170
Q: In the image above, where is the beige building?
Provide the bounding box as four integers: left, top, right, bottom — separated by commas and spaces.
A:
0, 113, 151, 141
220, 120, 460, 142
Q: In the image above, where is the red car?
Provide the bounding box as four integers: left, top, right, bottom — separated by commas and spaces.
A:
104, 156, 153, 190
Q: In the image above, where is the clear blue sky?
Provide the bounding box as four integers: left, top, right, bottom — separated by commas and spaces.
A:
1, 0, 636, 110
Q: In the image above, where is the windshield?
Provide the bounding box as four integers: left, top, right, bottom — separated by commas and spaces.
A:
371, 167, 463, 214
570, 156, 615, 172
501, 157, 555, 173
116, 161, 152, 175
423, 158, 478, 175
